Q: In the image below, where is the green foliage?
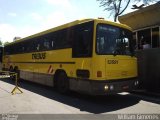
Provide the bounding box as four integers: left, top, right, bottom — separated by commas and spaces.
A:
3, 41, 10, 45
0, 40, 2, 45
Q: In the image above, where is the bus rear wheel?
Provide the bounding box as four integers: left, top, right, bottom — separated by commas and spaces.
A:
55, 71, 69, 94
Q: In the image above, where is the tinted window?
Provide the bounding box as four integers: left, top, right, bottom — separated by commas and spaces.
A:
4, 23, 92, 55
72, 21, 94, 57
96, 24, 134, 56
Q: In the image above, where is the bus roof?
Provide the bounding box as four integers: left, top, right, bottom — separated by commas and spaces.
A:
5, 18, 132, 46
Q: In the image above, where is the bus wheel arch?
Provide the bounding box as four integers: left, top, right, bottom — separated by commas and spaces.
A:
54, 69, 69, 93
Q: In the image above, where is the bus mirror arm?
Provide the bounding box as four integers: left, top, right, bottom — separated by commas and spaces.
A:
113, 49, 118, 56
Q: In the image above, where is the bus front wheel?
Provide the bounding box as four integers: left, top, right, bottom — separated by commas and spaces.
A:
55, 71, 69, 94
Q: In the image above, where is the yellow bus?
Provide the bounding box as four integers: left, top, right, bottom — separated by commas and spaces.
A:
3, 18, 138, 95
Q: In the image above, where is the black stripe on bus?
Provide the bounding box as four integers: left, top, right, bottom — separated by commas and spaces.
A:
4, 62, 76, 64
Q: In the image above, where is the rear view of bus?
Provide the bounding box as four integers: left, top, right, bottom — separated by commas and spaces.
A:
88, 19, 138, 95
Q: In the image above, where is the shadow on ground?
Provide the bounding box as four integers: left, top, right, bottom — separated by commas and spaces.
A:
1, 78, 159, 114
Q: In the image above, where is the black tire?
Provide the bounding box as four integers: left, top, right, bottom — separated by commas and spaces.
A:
56, 72, 69, 94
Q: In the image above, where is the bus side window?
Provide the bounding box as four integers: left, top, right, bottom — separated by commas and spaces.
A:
43, 40, 50, 50
66, 28, 73, 48
30, 39, 35, 52
49, 33, 58, 49
26, 41, 31, 52
36, 44, 40, 51
72, 21, 93, 58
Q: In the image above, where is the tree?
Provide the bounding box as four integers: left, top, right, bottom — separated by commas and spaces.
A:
3, 41, 10, 45
97, 0, 159, 22
0, 38, 2, 45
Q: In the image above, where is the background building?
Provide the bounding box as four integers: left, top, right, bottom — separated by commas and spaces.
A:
119, 2, 160, 93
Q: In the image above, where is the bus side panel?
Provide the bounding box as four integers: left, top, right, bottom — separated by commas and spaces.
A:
69, 58, 92, 92
20, 70, 53, 86
3, 49, 75, 87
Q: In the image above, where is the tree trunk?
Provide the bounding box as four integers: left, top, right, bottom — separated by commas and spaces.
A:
114, 13, 118, 22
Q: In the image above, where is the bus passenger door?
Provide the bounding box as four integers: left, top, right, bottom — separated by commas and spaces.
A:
72, 21, 93, 79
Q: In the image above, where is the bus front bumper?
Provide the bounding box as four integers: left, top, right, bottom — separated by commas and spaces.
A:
69, 78, 138, 95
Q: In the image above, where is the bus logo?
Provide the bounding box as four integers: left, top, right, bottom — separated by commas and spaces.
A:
32, 52, 46, 60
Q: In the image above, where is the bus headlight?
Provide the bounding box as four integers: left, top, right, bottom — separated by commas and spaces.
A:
110, 85, 114, 90
104, 85, 109, 91
134, 81, 139, 86
137, 81, 139, 85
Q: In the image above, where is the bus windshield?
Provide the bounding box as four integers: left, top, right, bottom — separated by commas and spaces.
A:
96, 24, 134, 55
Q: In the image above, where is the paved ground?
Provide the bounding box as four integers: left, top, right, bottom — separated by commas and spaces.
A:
0, 79, 160, 114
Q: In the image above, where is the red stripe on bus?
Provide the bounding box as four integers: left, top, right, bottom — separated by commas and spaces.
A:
50, 69, 54, 73
47, 65, 52, 73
